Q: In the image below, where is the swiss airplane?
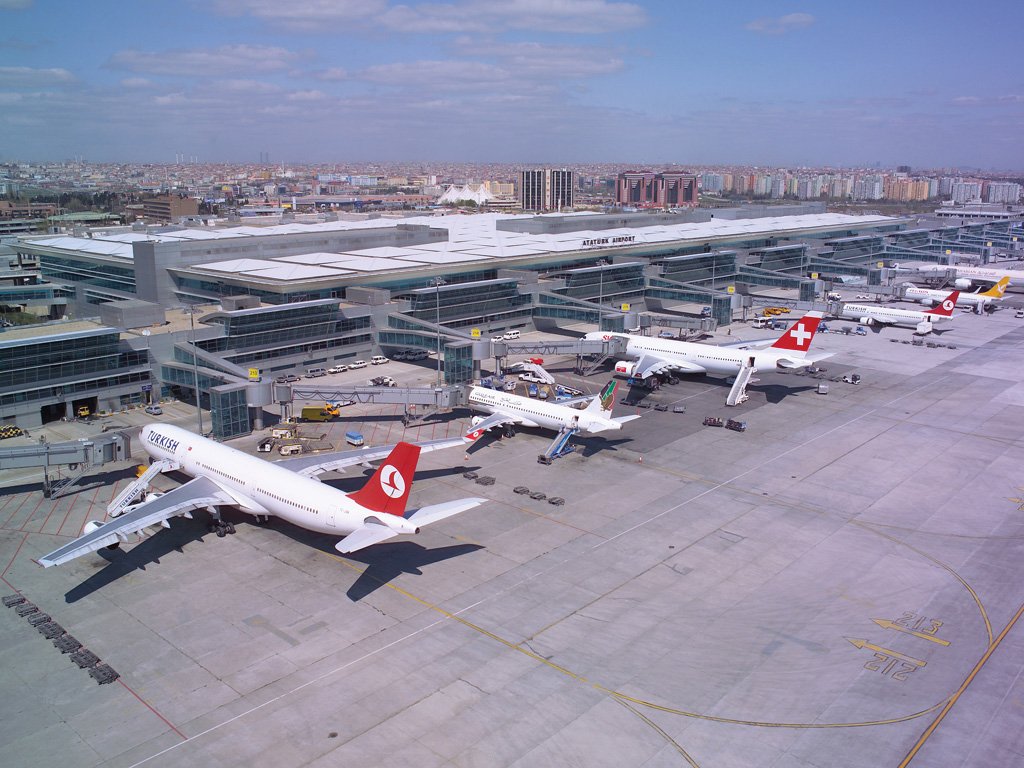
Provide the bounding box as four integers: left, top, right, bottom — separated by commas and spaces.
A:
902, 276, 1009, 310
38, 424, 485, 567
838, 290, 959, 333
584, 312, 830, 381
465, 380, 638, 440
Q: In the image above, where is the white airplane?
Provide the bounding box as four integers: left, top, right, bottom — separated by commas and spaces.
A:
583, 312, 830, 380
465, 380, 639, 443
38, 424, 485, 567
902, 276, 1009, 310
838, 290, 959, 333
908, 263, 1024, 291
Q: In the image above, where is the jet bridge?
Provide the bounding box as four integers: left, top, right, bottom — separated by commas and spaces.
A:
0, 432, 132, 498
282, 385, 468, 425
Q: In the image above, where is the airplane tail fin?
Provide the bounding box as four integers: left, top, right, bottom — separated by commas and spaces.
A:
925, 291, 959, 316
980, 277, 1010, 298
769, 311, 823, 357
585, 380, 618, 414
348, 442, 420, 517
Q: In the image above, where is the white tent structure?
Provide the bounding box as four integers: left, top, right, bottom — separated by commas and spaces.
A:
437, 184, 495, 206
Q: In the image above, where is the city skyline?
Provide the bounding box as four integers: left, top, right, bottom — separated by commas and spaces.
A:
2, 1, 1023, 169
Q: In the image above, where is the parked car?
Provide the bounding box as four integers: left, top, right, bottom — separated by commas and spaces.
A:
658, 330, 675, 338
349, 359, 368, 369
275, 374, 300, 383
371, 355, 389, 365
144, 404, 163, 415
369, 375, 397, 387
304, 367, 327, 378
327, 365, 348, 374
518, 372, 546, 383
502, 330, 521, 340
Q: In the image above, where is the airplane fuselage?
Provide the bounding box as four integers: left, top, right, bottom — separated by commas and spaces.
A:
903, 286, 995, 308
839, 303, 950, 328
621, 336, 805, 374
467, 387, 619, 433
140, 425, 412, 537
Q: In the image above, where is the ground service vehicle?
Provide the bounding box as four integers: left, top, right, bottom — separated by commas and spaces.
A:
345, 431, 365, 446
300, 406, 332, 422
371, 355, 389, 365
304, 368, 327, 378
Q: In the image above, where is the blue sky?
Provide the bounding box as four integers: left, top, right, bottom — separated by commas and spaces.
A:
1, 0, 1022, 169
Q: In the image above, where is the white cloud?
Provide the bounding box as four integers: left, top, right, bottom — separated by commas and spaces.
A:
0, 66, 74, 87
451, 38, 624, 78
358, 60, 512, 89
108, 44, 298, 76
745, 12, 814, 36
311, 67, 348, 82
212, 0, 646, 34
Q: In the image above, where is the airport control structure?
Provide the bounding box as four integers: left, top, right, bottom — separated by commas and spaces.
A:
2, 204, 1022, 438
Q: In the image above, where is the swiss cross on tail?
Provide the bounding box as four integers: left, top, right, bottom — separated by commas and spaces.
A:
770, 311, 823, 355
349, 442, 419, 517
925, 290, 960, 316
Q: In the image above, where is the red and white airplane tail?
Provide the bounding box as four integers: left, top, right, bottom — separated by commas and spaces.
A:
770, 311, 824, 357
348, 442, 419, 517
924, 290, 960, 316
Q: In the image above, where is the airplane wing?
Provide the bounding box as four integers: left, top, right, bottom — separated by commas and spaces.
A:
276, 436, 467, 478
633, 353, 706, 377
335, 497, 487, 554
464, 412, 518, 440
335, 520, 399, 553
38, 476, 234, 567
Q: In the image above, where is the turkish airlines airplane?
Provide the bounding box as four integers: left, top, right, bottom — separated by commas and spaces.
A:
838, 290, 959, 333
465, 380, 638, 440
902, 276, 1009, 309
583, 312, 830, 381
38, 424, 484, 567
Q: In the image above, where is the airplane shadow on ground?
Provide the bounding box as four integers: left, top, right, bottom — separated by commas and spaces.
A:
63, 517, 212, 603
254, 519, 483, 602
749, 383, 818, 404
320, 464, 481, 492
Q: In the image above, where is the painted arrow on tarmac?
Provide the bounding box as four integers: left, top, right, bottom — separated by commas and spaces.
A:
845, 638, 927, 667
872, 618, 950, 646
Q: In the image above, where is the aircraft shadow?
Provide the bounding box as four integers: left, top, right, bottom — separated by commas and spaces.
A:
342, 541, 484, 602
750, 383, 817, 404
320, 465, 481, 492
63, 518, 212, 603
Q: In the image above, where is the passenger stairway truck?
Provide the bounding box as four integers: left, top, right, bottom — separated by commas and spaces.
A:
726, 357, 757, 407
107, 459, 179, 517
538, 427, 579, 465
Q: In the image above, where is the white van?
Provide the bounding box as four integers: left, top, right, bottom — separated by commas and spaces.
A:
371, 355, 389, 365
304, 367, 327, 378
349, 359, 368, 369
503, 330, 521, 340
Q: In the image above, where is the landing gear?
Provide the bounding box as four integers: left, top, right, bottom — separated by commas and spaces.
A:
207, 511, 236, 537
503, 426, 516, 439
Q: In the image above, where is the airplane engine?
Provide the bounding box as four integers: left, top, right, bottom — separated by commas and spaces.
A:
954, 278, 973, 290
859, 317, 875, 326
83, 519, 121, 549
920, 298, 935, 307
471, 416, 485, 427
614, 361, 637, 377
143, 492, 164, 503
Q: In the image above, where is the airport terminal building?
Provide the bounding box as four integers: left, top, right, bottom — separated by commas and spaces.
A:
3, 206, 1022, 437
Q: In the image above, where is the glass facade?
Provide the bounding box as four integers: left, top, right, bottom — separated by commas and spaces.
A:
39, 255, 136, 294
551, 264, 646, 304
397, 280, 533, 329
1, 331, 147, 390
211, 385, 251, 439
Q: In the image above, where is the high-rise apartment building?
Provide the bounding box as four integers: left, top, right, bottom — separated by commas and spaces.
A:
951, 182, 983, 204
519, 169, 574, 211
986, 182, 1021, 204
616, 171, 698, 208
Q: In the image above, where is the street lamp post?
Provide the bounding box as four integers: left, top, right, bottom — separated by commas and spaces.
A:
186, 307, 204, 436
432, 277, 446, 386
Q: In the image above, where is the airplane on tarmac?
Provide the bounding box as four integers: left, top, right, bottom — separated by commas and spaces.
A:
465, 380, 639, 444
902, 276, 1009, 310
583, 312, 830, 382
905, 263, 1024, 290
838, 290, 959, 333
38, 424, 485, 567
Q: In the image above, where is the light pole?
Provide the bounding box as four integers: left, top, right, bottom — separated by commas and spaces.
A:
432, 277, 446, 386
185, 306, 204, 435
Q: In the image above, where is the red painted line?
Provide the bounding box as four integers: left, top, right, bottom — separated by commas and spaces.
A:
1, 531, 29, 582
17, 493, 48, 532
118, 680, 187, 741
36, 495, 67, 535
2, 491, 33, 528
